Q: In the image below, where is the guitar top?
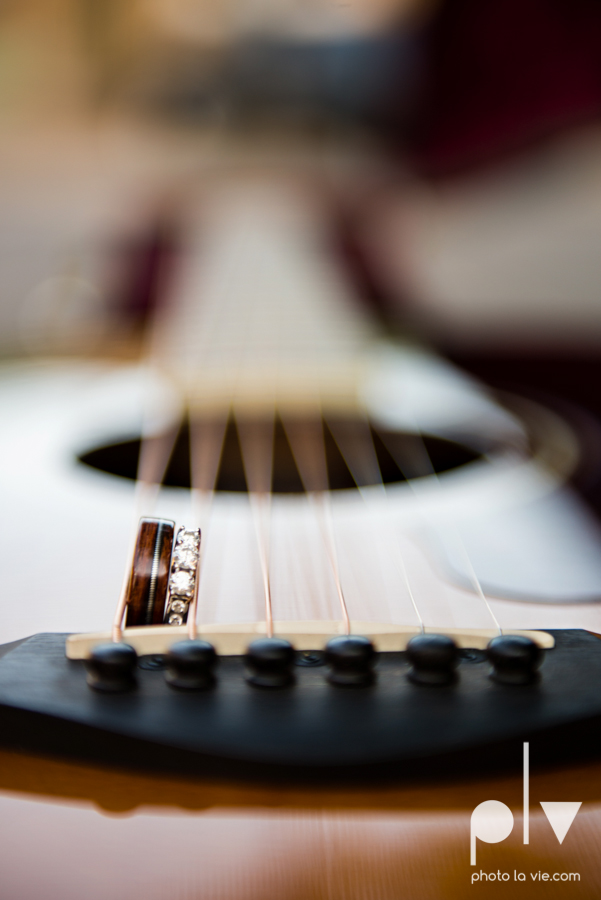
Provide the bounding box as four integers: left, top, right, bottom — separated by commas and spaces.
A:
2, 176, 601, 788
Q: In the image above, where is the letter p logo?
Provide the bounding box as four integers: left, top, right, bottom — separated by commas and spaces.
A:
471, 801, 514, 865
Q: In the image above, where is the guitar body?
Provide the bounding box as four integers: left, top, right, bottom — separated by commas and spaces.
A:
2, 176, 601, 897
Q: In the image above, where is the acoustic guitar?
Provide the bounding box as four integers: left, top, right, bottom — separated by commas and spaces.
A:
2, 165, 601, 897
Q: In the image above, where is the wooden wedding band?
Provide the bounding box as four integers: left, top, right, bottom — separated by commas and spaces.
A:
125, 518, 175, 627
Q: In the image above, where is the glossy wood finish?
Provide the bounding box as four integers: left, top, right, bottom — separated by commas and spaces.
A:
125, 518, 174, 627
0, 747, 599, 899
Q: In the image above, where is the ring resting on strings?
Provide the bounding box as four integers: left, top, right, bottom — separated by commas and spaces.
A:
72, 511, 552, 692
70, 418, 554, 689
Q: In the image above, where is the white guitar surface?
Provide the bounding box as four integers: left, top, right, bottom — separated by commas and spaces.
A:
2, 178, 601, 648
3, 156, 601, 900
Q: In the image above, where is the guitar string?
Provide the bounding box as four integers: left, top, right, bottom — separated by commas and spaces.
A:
110, 146, 421, 646
277, 257, 354, 636
377, 420, 503, 637
236, 237, 352, 640
186, 223, 242, 637
111, 419, 181, 641
113, 176, 498, 646
234, 256, 278, 639
111, 179, 232, 640
115, 291, 428, 647
187, 415, 228, 638
238, 420, 276, 638
194, 316, 465, 643
154, 178, 364, 643
157, 190, 265, 640
116, 191, 280, 643
303, 172, 398, 636
316, 174, 502, 640
323, 412, 425, 635
110, 203, 203, 642
282, 416, 351, 635
187, 226, 258, 637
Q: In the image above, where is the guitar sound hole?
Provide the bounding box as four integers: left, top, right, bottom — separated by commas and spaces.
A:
78, 417, 481, 493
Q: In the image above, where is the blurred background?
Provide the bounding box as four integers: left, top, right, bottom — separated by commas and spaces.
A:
2, 0, 601, 498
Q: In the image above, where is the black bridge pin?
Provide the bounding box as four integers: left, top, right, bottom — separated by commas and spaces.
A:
406, 634, 459, 686
245, 638, 295, 688
487, 635, 543, 685
325, 635, 376, 686
85, 643, 138, 693
165, 640, 217, 690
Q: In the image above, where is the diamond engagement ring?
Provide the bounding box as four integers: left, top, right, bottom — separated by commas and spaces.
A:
164, 526, 201, 625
